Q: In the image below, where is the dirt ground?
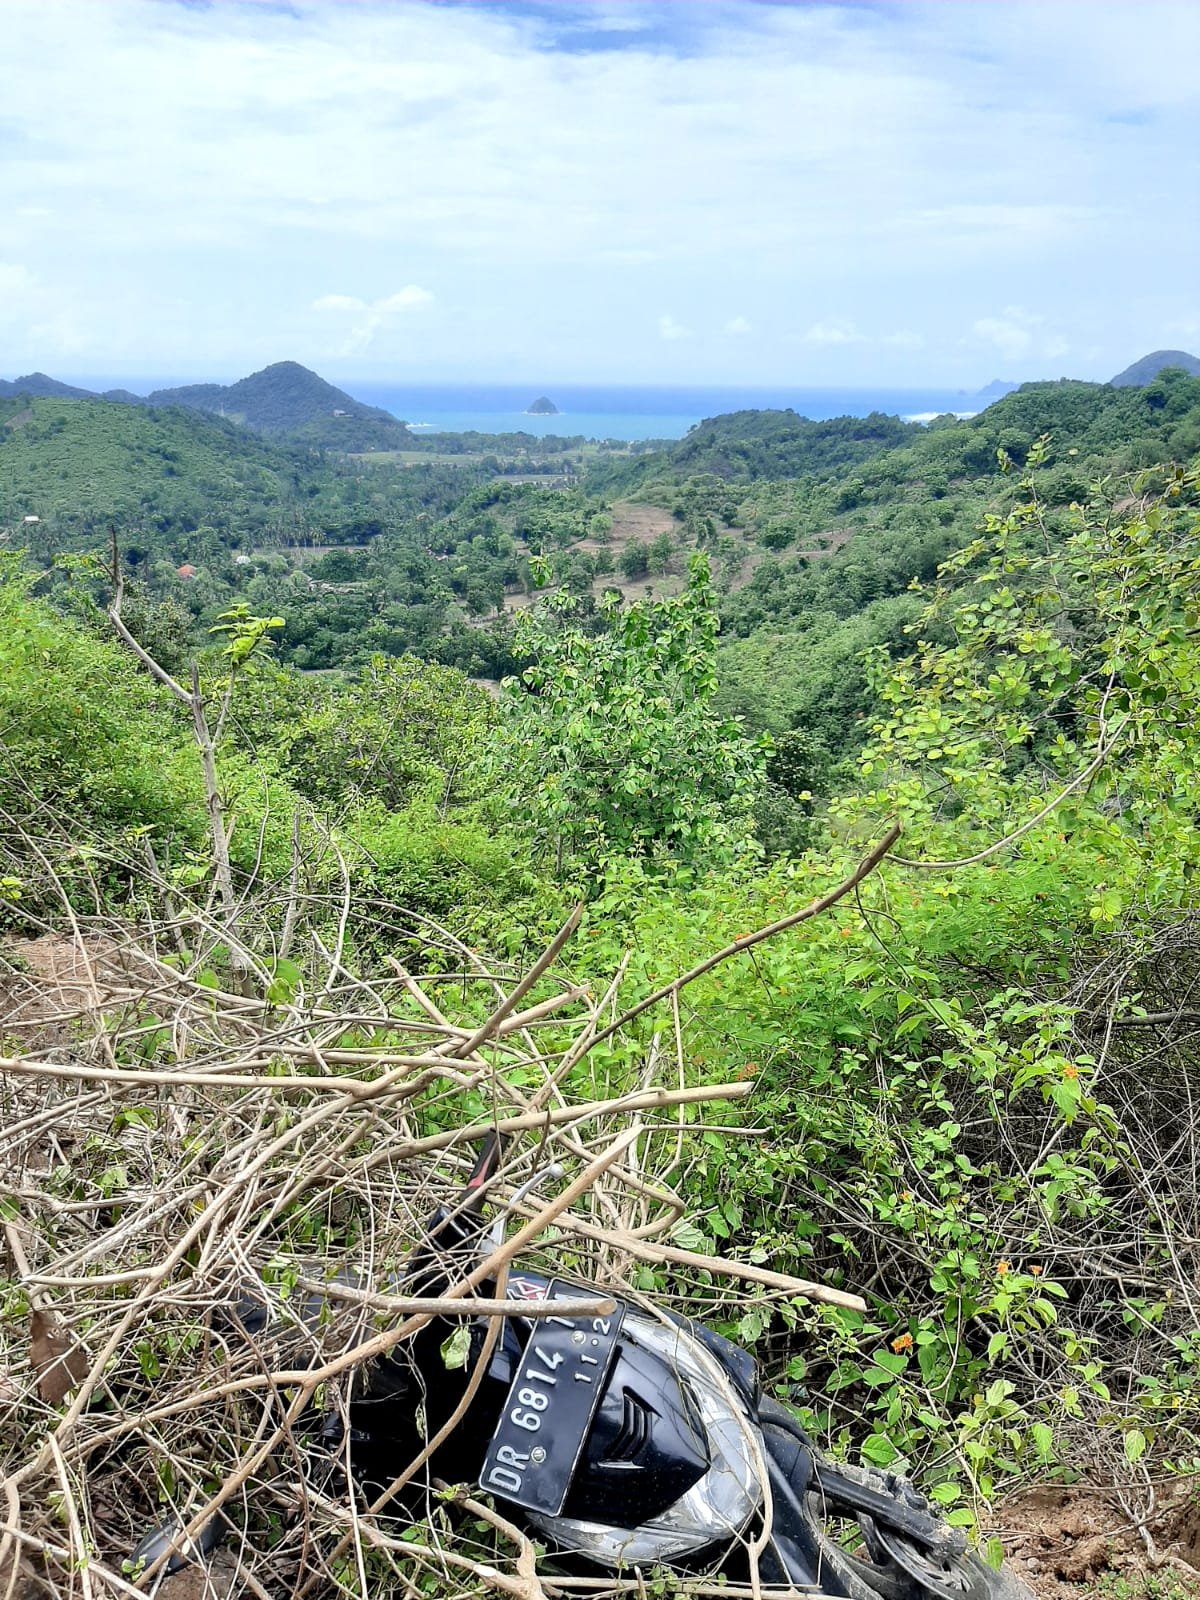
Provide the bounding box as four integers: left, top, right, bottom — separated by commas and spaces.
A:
604, 499, 677, 547
997, 1482, 1200, 1596
501, 499, 689, 613
0, 933, 161, 1054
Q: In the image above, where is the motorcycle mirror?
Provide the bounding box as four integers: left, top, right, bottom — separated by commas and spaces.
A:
485, 1162, 565, 1252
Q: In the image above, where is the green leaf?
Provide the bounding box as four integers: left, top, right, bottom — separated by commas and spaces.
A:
862, 1366, 898, 1388
670, 1220, 706, 1252
441, 1325, 471, 1371
266, 956, 303, 1005
1124, 1428, 1147, 1464
861, 1433, 899, 1467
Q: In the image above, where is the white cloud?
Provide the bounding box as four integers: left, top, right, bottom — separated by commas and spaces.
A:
313, 285, 434, 352
804, 320, 865, 346
726, 316, 753, 337
576, 8, 658, 34
971, 306, 1070, 365
0, 1, 1195, 379
658, 313, 693, 342
0, 262, 36, 298
377, 287, 435, 313
972, 318, 1032, 360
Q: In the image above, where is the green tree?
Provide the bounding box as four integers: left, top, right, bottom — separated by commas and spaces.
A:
648, 530, 674, 575
242, 653, 494, 817
498, 554, 763, 871
618, 540, 650, 580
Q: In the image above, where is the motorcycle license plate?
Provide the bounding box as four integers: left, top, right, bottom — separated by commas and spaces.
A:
479, 1281, 623, 1516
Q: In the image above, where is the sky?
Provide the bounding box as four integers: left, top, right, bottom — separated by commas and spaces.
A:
2, 0, 1198, 388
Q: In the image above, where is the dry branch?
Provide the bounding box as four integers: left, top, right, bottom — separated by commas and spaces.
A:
0, 839, 888, 1599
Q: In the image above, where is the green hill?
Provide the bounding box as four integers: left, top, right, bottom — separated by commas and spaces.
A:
0, 394, 296, 540
147, 360, 408, 441
0, 362, 411, 450
590, 408, 925, 495
0, 371, 106, 401
1110, 348, 1200, 386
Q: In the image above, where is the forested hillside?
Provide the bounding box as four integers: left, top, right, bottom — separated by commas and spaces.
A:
7, 368, 1200, 777
148, 359, 412, 445
4, 370, 1200, 1595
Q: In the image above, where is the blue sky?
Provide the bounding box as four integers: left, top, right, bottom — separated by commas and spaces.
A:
2, 0, 1197, 386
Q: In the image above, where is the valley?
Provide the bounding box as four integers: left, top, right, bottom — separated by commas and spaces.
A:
3, 351, 1200, 1600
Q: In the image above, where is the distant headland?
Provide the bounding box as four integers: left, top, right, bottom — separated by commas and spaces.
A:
526, 396, 559, 415
1110, 350, 1200, 386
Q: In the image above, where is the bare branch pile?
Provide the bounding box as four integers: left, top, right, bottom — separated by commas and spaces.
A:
0, 889, 863, 1600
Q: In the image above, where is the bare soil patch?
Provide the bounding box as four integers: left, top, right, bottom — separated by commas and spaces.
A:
591, 570, 687, 603
498, 500, 786, 614
605, 500, 677, 550
0, 933, 157, 1053
997, 1482, 1200, 1597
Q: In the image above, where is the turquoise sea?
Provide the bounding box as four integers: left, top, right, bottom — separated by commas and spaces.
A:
347, 382, 985, 441
57, 376, 990, 443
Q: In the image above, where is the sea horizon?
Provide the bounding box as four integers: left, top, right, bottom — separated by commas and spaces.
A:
48, 374, 993, 442
350, 381, 984, 440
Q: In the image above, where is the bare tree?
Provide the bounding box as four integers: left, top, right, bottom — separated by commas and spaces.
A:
107, 531, 276, 993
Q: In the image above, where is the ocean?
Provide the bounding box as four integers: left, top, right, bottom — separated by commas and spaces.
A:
54, 375, 987, 443
347, 382, 983, 441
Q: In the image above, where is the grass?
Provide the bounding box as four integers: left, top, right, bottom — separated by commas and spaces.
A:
1089, 1573, 1196, 1600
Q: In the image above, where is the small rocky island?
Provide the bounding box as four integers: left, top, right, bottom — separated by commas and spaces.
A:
526, 395, 559, 415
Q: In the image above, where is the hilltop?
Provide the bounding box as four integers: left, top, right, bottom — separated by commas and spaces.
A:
0, 371, 107, 401
1110, 348, 1200, 386
0, 361, 412, 450
147, 360, 410, 444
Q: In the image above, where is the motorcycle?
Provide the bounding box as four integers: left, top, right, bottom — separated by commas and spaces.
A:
133, 1136, 1032, 1600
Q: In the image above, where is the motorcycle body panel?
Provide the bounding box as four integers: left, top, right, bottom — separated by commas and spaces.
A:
133, 1174, 1033, 1600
